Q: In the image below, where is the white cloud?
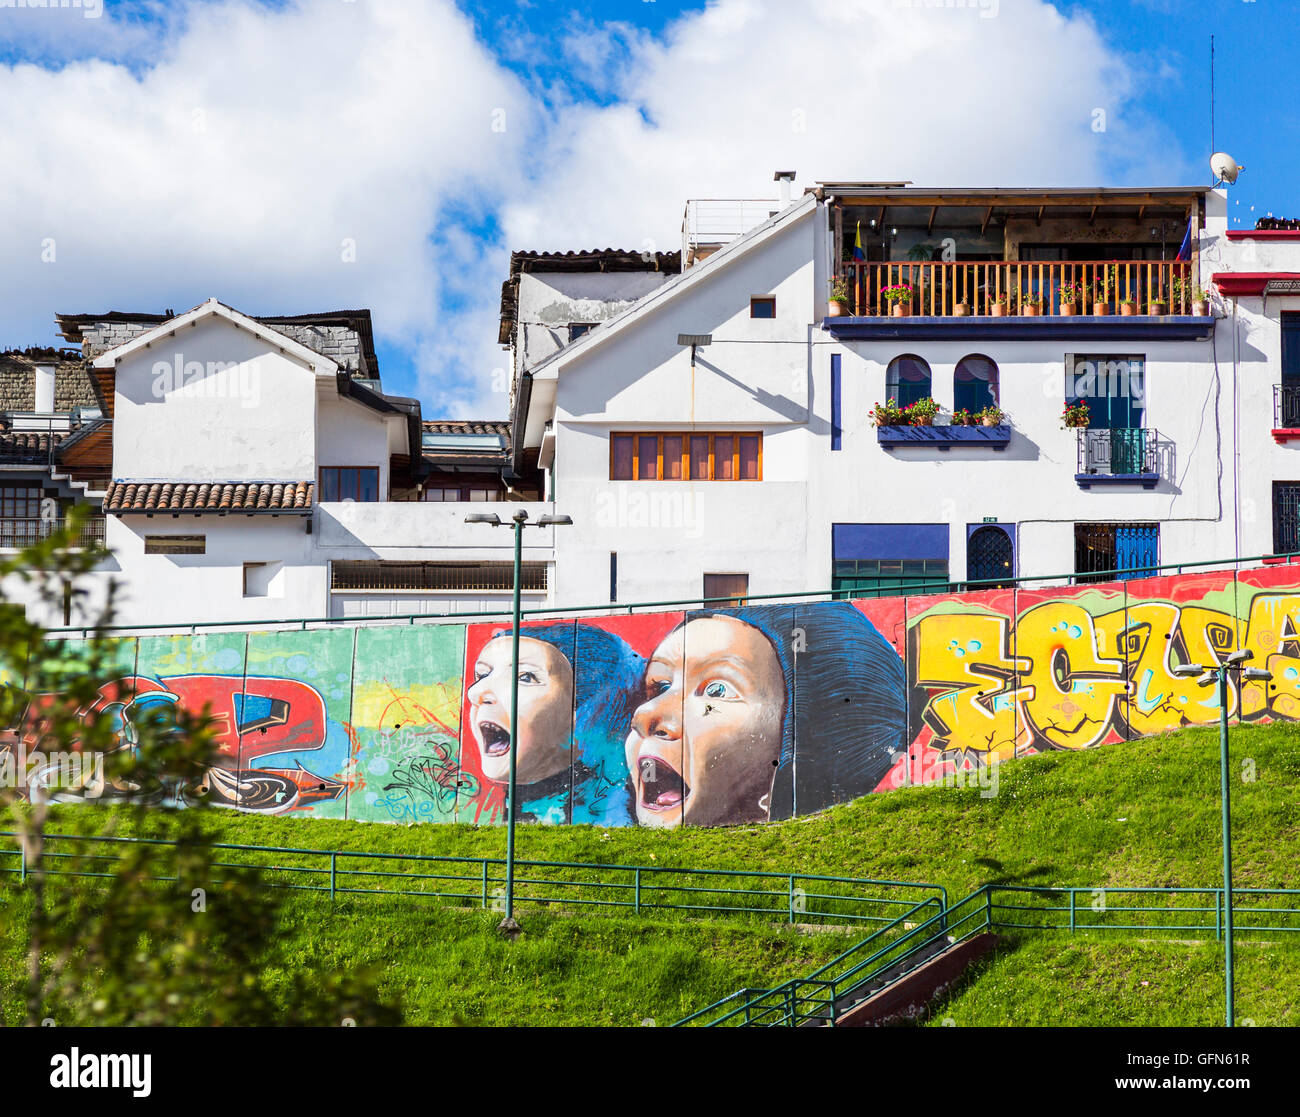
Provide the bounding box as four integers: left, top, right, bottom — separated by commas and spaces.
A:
0, 0, 529, 413
503, 0, 1187, 253
0, 0, 1192, 421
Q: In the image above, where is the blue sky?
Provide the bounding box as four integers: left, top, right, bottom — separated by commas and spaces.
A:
0, 0, 1294, 416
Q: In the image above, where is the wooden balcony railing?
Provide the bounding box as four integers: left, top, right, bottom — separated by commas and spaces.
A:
837, 260, 1196, 318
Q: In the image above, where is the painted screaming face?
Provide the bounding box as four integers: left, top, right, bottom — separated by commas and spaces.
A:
467, 635, 574, 785
625, 615, 785, 828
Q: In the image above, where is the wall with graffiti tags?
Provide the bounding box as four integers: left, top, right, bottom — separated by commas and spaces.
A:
5, 563, 1300, 826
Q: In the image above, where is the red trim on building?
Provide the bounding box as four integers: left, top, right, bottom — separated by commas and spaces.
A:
1211, 272, 1300, 297
1272, 429, 1300, 445
1226, 230, 1300, 242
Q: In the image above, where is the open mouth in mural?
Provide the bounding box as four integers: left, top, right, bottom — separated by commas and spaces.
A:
638, 755, 690, 811
478, 720, 511, 757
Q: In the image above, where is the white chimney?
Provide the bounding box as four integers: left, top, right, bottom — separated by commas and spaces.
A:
774, 170, 796, 210
35, 364, 56, 414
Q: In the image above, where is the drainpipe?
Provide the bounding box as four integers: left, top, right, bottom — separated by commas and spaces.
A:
1232, 298, 1241, 564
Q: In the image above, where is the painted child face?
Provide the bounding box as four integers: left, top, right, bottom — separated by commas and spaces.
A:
625, 615, 784, 828
467, 635, 573, 785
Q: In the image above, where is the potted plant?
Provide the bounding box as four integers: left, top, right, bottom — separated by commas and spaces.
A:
904, 397, 940, 427
1149, 293, 1168, 315
1058, 280, 1082, 316
1061, 401, 1090, 429
1020, 292, 1044, 317
951, 408, 976, 427
869, 399, 906, 427
829, 277, 852, 318
1119, 294, 1138, 316
953, 298, 970, 316
1173, 276, 1210, 316
977, 405, 1005, 428
882, 283, 914, 318
990, 290, 1012, 317
1094, 267, 1116, 315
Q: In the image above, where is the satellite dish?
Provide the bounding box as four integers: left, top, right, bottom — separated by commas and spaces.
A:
1211, 152, 1243, 185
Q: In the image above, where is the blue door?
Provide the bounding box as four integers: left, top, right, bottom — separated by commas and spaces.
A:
1114, 524, 1158, 580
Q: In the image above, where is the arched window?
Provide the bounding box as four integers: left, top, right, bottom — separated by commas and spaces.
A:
954, 354, 999, 415
885, 354, 932, 408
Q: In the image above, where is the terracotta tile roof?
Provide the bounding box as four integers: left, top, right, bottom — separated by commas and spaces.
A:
422, 420, 510, 436
104, 481, 314, 514
0, 430, 61, 461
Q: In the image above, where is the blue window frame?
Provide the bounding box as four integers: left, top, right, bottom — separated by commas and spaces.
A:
885, 354, 932, 409
954, 355, 999, 415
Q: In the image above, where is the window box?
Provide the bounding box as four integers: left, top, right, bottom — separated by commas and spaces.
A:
876, 424, 1011, 451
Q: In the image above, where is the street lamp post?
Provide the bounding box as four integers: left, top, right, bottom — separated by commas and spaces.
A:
464, 507, 572, 937
1171, 649, 1272, 1027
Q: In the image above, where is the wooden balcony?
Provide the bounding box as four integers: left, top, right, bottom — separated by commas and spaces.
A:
836, 260, 1198, 318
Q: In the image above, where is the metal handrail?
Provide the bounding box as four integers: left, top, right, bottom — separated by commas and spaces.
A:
36, 548, 1300, 639
0, 830, 944, 926
678, 883, 1300, 1026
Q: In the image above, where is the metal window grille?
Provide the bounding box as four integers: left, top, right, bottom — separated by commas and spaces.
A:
1273, 483, 1300, 554
331, 561, 547, 592
1275, 385, 1300, 429
1075, 428, 1159, 477
1074, 523, 1158, 583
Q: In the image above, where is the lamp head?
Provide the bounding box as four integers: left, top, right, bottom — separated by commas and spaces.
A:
464, 513, 503, 526
1225, 649, 1252, 666
1170, 664, 1206, 678
536, 514, 573, 526
1243, 668, 1272, 682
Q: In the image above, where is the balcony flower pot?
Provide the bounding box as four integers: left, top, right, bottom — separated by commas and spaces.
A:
891, 304, 911, 318
1092, 301, 1110, 316
1058, 302, 1078, 317
1149, 299, 1168, 315
828, 299, 849, 318
910, 415, 933, 427
1193, 300, 1209, 316
953, 301, 970, 316
1119, 301, 1137, 316
990, 302, 1009, 317
1021, 303, 1042, 317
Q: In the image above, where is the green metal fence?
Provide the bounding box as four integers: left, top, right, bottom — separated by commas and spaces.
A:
0, 830, 945, 927
40, 547, 1300, 639
677, 883, 1300, 1027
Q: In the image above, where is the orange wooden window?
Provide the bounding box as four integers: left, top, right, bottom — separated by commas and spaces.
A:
610, 432, 762, 481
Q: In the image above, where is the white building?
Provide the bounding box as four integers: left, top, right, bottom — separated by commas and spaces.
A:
5, 176, 1300, 628
511, 179, 1300, 607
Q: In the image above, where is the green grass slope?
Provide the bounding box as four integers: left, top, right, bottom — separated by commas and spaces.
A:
4, 721, 1298, 1025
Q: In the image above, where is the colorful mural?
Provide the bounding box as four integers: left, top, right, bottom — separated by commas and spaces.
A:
5, 563, 1300, 826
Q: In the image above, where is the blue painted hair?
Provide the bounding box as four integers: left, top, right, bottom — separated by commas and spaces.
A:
483, 622, 645, 823
691, 602, 907, 819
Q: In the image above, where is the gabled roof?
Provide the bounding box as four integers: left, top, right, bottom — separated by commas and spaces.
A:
522, 192, 817, 381
60, 307, 379, 375
89, 299, 339, 377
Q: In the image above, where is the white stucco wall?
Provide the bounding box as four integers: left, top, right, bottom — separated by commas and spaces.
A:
105, 515, 325, 625
538, 192, 1275, 609
112, 315, 319, 482
515, 269, 675, 377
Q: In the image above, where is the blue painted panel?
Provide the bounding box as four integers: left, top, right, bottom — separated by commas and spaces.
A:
831, 352, 842, 451
833, 522, 948, 561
